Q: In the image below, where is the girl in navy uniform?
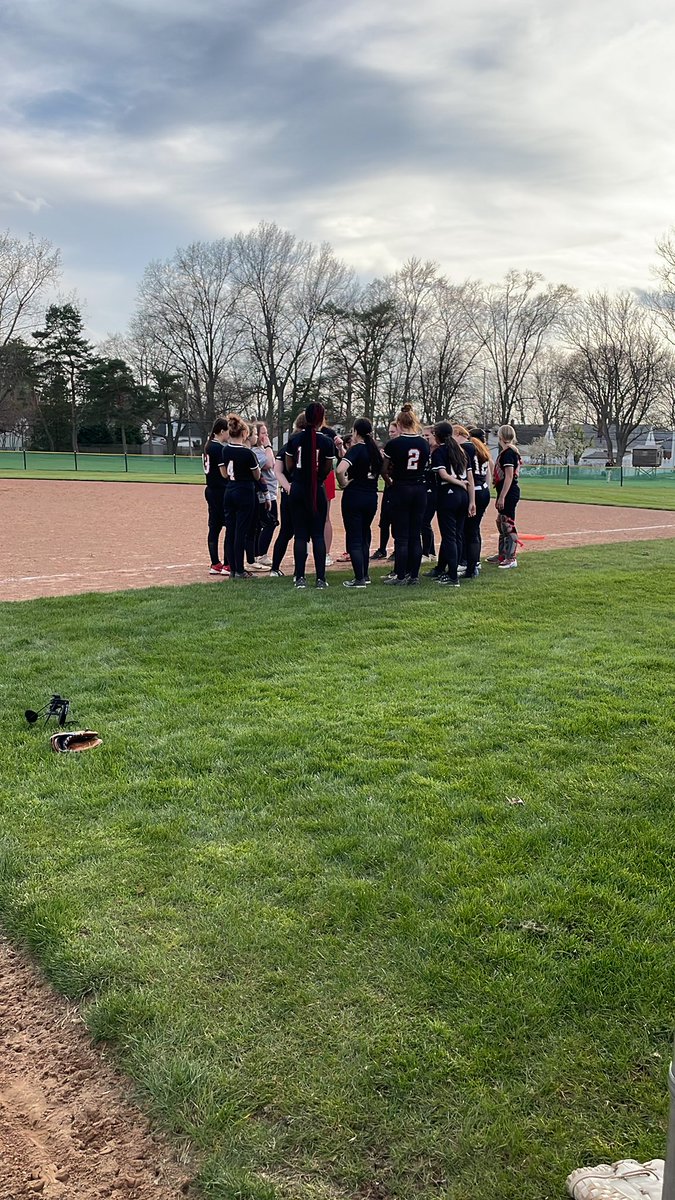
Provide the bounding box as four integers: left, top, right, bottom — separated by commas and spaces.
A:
430, 421, 470, 588
491, 424, 521, 569
219, 414, 261, 580
336, 418, 383, 588
285, 402, 334, 589
371, 421, 398, 561
465, 426, 493, 577
381, 404, 430, 585
269, 413, 305, 576
203, 417, 229, 576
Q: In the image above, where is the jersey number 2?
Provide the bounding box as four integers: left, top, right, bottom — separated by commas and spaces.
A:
407, 448, 420, 471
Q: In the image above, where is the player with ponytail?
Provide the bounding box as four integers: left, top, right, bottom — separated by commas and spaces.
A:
336, 417, 383, 588
219, 414, 262, 579
284, 401, 335, 589
381, 403, 430, 585
203, 417, 229, 576
430, 421, 469, 587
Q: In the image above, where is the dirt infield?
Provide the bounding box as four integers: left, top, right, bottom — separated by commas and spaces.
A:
0, 477, 673, 602
0, 935, 193, 1199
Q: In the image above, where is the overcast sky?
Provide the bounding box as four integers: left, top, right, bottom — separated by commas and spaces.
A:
2, 0, 674, 339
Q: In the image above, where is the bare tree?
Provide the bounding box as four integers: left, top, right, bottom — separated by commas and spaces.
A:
325, 282, 399, 423
564, 291, 667, 463
387, 258, 440, 404
231, 222, 354, 440
0, 232, 60, 424
467, 270, 575, 424
528, 348, 581, 429
0, 230, 61, 348
134, 239, 242, 438
416, 279, 486, 422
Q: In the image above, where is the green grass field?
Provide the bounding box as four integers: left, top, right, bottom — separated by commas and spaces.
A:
1, 545, 673, 1200
520, 477, 675, 510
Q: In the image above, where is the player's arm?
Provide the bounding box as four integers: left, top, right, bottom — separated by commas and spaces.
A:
438, 466, 467, 487
496, 465, 514, 510
336, 457, 350, 488
467, 470, 476, 516
382, 455, 393, 486
274, 455, 291, 494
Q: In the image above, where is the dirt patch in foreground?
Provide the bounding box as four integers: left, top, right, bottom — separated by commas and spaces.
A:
0, 936, 194, 1200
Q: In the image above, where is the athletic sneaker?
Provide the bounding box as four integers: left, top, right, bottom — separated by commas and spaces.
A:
335, 552, 351, 563
343, 578, 367, 589
382, 575, 409, 586
406, 577, 420, 586
387, 552, 396, 562
256, 555, 273, 567
382, 571, 398, 582
370, 549, 387, 560
294, 576, 307, 589
232, 570, 254, 580
248, 560, 270, 571
315, 578, 329, 589
269, 569, 285, 577
485, 554, 502, 565
423, 568, 443, 578
364, 577, 372, 585
421, 555, 437, 564
209, 563, 224, 574
436, 574, 459, 586
498, 559, 518, 569
457, 565, 467, 577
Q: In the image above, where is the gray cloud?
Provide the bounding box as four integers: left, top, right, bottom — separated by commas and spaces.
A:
1, 0, 674, 335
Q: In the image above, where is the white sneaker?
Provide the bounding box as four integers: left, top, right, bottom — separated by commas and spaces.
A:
325, 556, 334, 567
256, 555, 273, 567
457, 565, 467, 577
498, 559, 518, 569
248, 561, 270, 571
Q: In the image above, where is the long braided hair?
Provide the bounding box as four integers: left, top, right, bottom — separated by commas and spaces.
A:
304, 401, 326, 512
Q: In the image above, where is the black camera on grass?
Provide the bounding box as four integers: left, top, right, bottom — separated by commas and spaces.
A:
25, 694, 71, 727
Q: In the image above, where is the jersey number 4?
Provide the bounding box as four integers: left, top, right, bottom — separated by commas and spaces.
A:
226, 460, 236, 480
407, 448, 420, 470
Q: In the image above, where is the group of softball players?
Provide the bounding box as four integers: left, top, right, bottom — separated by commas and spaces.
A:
203, 403, 522, 589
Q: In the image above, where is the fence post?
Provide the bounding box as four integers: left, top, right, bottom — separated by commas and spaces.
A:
124, 452, 128, 473
620, 465, 623, 487
74, 452, 78, 471
173, 454, 177, 474
566, 464, 570, 485
23, 449, 27, 470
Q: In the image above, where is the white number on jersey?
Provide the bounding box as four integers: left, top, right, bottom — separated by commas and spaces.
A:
226, 459, 235, 480
202, 453, 209, 474
407, 448, 420, 471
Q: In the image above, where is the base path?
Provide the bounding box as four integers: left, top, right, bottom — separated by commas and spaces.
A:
1, 478, 673, 602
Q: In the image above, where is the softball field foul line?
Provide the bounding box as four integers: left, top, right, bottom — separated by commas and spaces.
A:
0, 563, 204, 584
542, 523, 675, 538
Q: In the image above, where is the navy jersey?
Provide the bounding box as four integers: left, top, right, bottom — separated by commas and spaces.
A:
203, 440, 226, 489
383, 434, 429, 483
286, 430, 334, 485
464, 440, 490, 491
220, 444, 259, 483
431, 444, 468, 491
493, 446, 520, 493
344, 442, 380, 491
